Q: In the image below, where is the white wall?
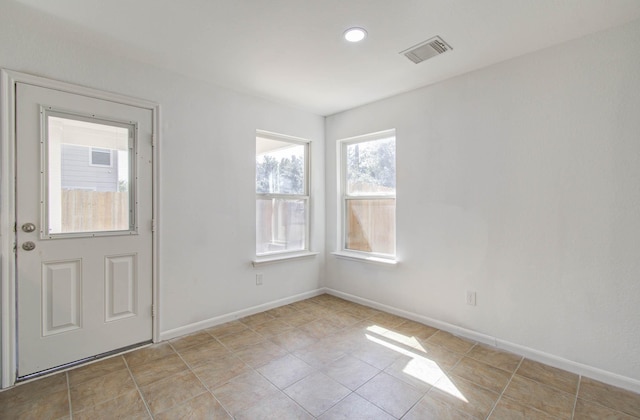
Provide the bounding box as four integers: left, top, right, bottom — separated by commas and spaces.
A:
325, 19, 640, 383
0, 0, 325, 337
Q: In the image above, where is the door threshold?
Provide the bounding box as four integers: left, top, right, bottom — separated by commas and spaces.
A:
16, 340, 152, 383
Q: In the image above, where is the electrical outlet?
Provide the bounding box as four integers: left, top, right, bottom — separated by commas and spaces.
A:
466, 291, 476, 306
256, 273, 263, 285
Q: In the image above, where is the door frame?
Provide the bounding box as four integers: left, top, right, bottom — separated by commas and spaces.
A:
0, 69, 161, 389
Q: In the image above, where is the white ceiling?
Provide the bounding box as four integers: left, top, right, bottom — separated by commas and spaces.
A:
13, 0, 640, 116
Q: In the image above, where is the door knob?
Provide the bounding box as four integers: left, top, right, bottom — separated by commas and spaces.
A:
22, 241, 36, 251
22, 223, 36, 233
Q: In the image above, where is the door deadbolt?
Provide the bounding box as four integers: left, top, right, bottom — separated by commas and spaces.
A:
22, 223, 36, 233
22, 241, 36, 251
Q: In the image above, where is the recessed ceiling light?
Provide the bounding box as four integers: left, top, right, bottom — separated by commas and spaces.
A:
344, 27, 367, 43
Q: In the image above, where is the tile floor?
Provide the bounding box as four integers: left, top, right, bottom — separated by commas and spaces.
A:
1, 294, 639, 419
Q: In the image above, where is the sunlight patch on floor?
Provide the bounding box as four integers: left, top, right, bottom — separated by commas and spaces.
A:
365, 326, 468, 403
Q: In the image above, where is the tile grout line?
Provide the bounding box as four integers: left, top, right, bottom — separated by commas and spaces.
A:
167, 339, 235, 419
484, 356, 524, 419
200, 322, 323, 413
239, 316, 335, 418
235, 312, 327, 419
66, 371, 73, 420
404, 336, 478, 418
245, 301, 379, 418
571, 375, 582, 419
122, 354, 155, 419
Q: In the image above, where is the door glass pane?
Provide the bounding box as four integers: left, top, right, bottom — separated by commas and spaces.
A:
256, 198, 306, 254
345, 199, 396, 255
46, 113, 133, 235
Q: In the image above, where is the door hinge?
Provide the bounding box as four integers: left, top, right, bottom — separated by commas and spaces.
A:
151, 219, 156, 232
151, 134, 156, 147
13, 223, 17, 233
151, 305, 156, 317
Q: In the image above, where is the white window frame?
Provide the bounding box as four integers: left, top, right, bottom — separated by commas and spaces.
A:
255, 130, 312, 262
336, 129, 397, 263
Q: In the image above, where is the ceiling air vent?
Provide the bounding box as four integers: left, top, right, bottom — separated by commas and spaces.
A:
401, 36, 452, 64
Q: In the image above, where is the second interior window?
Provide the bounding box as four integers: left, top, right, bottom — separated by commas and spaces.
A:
256, 131, 310, 256
341, 130, 396, 258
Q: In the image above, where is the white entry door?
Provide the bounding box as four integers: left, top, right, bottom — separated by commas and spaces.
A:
16, 83, 154, 377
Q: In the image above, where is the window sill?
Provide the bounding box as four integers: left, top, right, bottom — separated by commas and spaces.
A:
331, 251, 397, 266
252, 251, 319, 267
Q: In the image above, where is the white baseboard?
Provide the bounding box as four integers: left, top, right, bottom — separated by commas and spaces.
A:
159, 288, 324, 341
324, 287, 640, 394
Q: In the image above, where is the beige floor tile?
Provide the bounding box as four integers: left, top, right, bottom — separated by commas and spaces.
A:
154, 392, 231, 420
341, 304, 380, 319
349, 339, 403, 370
177, 339, 230, 368
206, 320, 249, 338
235, 391, 312, 420
217, 328, 265, 350
325, 300, 356, 313
430, 374, 500, 419
258, 354, 315, 389
355, 371, 422, 418
191, 353, 250, 389
322, 355, 380, 391
170, 331, 216, 351
516, 359, 579, 395
420, 342, 465, 371
573, 398, 637, 420
322, 329, 366, 354
277, 310, 318, 327
427, 331, 475, 354
293, 340, 346, 368
271, 329, 318, 352
384, 354, 443, 392
139, 370, 206, 415
264, 304, 300, 319
288, 299, 322, 312
388, 320, 439, 341
233, 340, 288, 368
212, 370, 281, 415
451, 356, 512, 393
578, 377, 640, 418
252, 318, 295, 337
321, 311, 363, 329
0, 387, 69, 420
503, 374, 575, 419
309, 294, 343, 306
68, 356, 127, 386
349, 320, 384, 336
489, 396, 558, 419
403, 394, 477, 420
284, 372, 351, 417
367, 311, 407, 329
73, 389, 149, 420
318, 392, 394, 420
0, 372, 67, 415
305, 304, 336, 318
467, 344, 522, 373
299, 318, 343, 339
124, 342, 175, 367
70, 369, 136, 412
129, 352, 188, 386
239, 312, 275, 328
